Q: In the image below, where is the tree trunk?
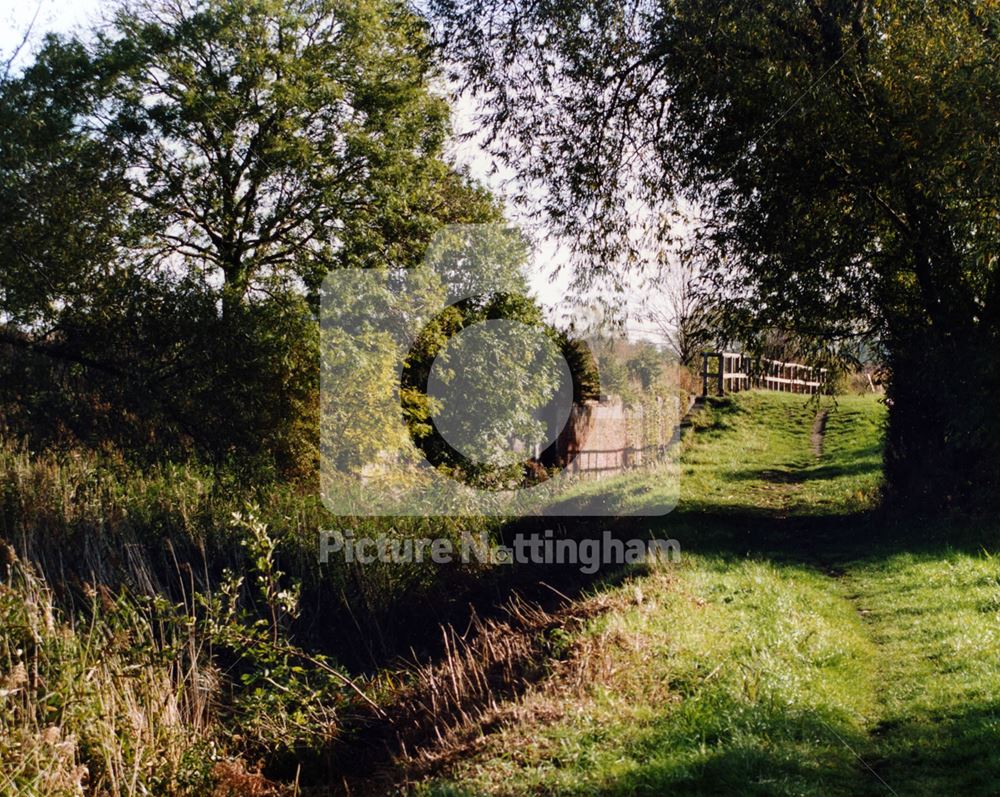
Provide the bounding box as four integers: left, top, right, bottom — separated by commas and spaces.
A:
883, 326, 1000, 514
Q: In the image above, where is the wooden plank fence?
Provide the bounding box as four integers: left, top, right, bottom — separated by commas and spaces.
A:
701, 351, 828, 397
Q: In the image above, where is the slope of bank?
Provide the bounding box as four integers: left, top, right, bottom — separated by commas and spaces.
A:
413, 393, 1000, 797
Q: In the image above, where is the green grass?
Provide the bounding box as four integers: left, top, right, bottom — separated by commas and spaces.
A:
844, 551, 1000, 795
673, 393, 883, 518
4, 390, 999, 795
0, 439, 508, 667
419, 557, 879, 797
0, 438, 509, 794
417, 391, 1000, 796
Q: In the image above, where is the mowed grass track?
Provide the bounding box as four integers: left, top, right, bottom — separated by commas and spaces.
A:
415, 393, 1000, 796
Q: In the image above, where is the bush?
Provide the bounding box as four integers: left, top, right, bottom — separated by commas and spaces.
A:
0, 285, 320, 482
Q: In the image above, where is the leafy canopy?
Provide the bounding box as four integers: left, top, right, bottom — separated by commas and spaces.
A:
432, 0, 1000, 341
433, 0, 1000, 509
0, 0, 507, 472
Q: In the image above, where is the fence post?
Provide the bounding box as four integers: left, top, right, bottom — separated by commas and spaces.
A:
702, 352, 725, 397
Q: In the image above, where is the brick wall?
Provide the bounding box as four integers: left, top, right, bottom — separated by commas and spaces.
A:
552, 396, 674, 477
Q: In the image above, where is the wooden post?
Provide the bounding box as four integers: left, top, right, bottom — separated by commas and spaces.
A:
703, 352, 724, 397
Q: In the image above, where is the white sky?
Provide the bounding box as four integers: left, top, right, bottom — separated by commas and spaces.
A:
1, 0, 101, 56
1, 0, 666, 342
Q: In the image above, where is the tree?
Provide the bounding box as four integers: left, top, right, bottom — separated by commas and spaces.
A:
626, 343, 663, 391
433, 0, 1000, 512
0, 0, 505, 473
0, 37, 134, 331
557, 333, 601, 403
647, 260, 718, 369
98, 0, 457, 314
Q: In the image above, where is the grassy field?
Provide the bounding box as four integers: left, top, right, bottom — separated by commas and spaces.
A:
3, 391, 998, 795
415, 392, 1000, 796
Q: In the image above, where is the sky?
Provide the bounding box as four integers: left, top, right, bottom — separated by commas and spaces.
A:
0, 0, 667, 342
1, 0, 100, 58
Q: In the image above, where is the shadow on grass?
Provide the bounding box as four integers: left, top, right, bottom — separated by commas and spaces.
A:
853, 703, 1000, 797
427, 701, 1000, 797
343, 395, 1000, 794
728, 459, 882, 485
424, 697, 871, 797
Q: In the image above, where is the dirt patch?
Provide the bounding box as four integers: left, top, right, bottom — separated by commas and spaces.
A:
811, 409, 830, 459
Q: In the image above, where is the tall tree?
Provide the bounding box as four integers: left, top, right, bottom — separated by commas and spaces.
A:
434, 0, 1000, 511
0, 0, 504, 471
100, 0, 456, 314
0, 37, 133, 332
647, 260, 717, 369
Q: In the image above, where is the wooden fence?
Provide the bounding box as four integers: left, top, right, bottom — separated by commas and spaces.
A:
701, 352, 828, 397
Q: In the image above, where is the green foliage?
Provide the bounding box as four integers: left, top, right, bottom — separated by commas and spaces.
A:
0, 511, 360, 795
589, 340, 670, 404
0, 0, 506, 476
200, 510, 349, 756
98, 0, 455, 301
595, 352, 629, 400
0, 432, 507, 670
320, 221, 565, 488
0, 278, 320, 476
557, 334, 601, 402
434, 0, 1000, 509
0, 37, 134, 329
402, 291, 562, 479
626, 344, 663, 392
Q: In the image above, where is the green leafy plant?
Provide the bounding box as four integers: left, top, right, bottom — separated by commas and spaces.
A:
202, 509, 372, 756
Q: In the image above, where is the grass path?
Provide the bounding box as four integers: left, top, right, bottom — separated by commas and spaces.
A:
413, 393, 1000, 796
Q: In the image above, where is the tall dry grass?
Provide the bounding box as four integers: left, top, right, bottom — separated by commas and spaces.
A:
0, 544, 220, 796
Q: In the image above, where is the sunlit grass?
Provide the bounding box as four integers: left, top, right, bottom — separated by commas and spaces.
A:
417, 390, 1000, 796
420, 556, 878, 797
673, 392, 885, 518
844, 550, 1000, 796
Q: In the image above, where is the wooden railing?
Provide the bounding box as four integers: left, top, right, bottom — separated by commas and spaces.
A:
701, 352, 828, 397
